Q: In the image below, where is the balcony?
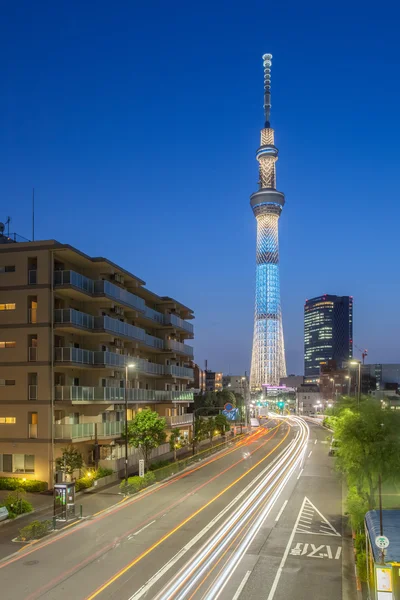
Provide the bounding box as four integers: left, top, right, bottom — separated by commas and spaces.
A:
164, 413, 194, 427
135, 358, 164, 376
165, 365, 194, 379
55, 347, 94, 365
54, 420, 124, 441
54, 271, 146, 313
166, 339, 194, 357
54, 308, 94, 330
55, 385, 125, 403
144, 306, 164, 324
54, 386, 194, 404
166, 313, 194, 335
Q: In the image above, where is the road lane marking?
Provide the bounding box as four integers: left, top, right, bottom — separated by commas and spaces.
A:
133, 520, 156, 536
275, 500, 288, 522
314, 439, 317, 445
266, 496, 309, 600
232, 570, 251, 600
86, 426, 292, 600
307, 450, 312, 458
295, 497, 341, 537
297, 468, 303, 480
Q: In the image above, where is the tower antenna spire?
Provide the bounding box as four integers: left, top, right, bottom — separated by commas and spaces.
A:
262, 53, 272, 128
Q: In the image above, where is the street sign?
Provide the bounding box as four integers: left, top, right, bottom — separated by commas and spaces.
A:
139, 459, 145, 478
224, 402, 233, 412
375, 535, 390, 550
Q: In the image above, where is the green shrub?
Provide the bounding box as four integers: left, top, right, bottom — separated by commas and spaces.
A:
356, 550, 367, 582
0, 477, 47, 492
75, 477, 93, 492
354, 532, 366, 555
19, 520, 53, 541
149, 460, 170, 471
346, 487, 369, 531
94, 466, 113, 479
0, 489, 33, 518
120, 471, 156, 495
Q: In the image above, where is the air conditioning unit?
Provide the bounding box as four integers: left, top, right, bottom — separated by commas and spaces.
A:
112, 273, 125, 285
112, 305, 124, 316
112, 338, 123, 348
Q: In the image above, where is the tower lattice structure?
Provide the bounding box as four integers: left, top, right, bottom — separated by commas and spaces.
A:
250, 54, 287, 391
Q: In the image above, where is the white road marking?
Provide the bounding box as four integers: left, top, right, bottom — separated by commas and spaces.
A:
232, 570, 251, 600
275, 500, 288, 522
314, 439, 317, 445
294, 497, 341, 537
297, 468, 303, 480
267, 496, 308, 600
133, 520, 156, 536
289, 542, 342, 560
335, 546, 342, 560
307, 450, 312, 458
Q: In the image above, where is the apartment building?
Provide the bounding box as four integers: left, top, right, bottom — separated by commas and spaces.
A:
0, 237, 194, 486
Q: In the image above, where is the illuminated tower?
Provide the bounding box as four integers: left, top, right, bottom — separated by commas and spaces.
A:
250, 54, 286, 390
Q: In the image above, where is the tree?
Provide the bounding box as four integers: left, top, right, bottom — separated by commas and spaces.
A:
127, 410, 166, 471
204, 417, 217, 446
215, 413, 230, 437
169, 428, 183, 461
56, 445, 84, 481
334, 400, 400, 509
216, 390, 236, 406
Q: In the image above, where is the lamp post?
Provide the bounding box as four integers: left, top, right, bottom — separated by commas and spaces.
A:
329, 377, 335, 401
124, 363, 135, 486
350, 360, 361, 406
345, 374, 351, 396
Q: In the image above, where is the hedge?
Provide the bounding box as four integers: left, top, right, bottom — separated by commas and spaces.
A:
0, 478, 48, 492
120, 471, 156, 495
75, 466, 115, 492
19, 520, 53, 541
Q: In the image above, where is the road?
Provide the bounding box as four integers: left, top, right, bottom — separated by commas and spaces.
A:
0, 417, 353, 599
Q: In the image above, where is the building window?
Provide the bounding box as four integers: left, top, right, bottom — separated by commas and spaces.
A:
0, 303, 16, 311
0, 380, 15, 386
0, 417, 16, 424
0, 454, 35, 474
0, 266, 15, 273
0, 341, 16, 348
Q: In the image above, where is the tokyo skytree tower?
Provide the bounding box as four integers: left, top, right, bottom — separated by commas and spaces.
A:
250, 54, 286, 390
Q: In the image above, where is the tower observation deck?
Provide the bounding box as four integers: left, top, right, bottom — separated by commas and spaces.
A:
250, 54, 287, 390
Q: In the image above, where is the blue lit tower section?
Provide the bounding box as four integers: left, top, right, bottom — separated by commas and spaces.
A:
250, 54, 287, 390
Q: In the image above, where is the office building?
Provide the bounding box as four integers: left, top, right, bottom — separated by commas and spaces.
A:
222, 375, 249, 399
361, 364, 400, 393
280, 375, 304, 389
0, 237, 195, 485
296, 384, 321, 416
319, 360, 355, 402
205, 371, 223, 393
304, 295, 353, 378
250, 54, 286, 390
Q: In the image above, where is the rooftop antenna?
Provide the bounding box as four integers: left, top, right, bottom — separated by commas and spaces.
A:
32, 188, 35, 241
262, 53, 272, 128
5, 216, 11, 237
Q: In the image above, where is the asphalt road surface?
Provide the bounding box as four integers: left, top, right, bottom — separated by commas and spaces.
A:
0, 418, 352, 600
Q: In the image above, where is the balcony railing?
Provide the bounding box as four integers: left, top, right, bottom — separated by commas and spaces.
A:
144, 306, 164, 324
164, 413, 194, 426
166, 339, 194, 357
54, 420, 124, 440
165, 365, 194, 378
28, 423, 38, 439
94, 280, 145, 313
28, 385, 37, 400
28, 270, 37, 285
166, 313, 194, 335
28, 347, 37, 362
55, 347, 94, 365
54, 270, 94, 293
54, 386, 194, 404
55, 386, 125, 402
28, 308, 37, 324
54, 308, 94, 329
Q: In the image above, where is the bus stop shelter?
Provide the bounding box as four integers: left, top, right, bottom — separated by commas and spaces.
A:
365, 510, 400, 599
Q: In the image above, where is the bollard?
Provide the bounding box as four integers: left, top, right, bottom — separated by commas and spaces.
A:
53, 516, 56, 530
80, 504, 83, 519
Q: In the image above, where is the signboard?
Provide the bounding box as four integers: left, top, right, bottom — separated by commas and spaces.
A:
224, 403, 233, 412
376, 566, 393, 593
376, 536, 390, 550
222, 408, 239, 421
139, 459, 145, 478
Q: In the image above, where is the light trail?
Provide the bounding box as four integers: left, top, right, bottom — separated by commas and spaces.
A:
153, 417, 309, 600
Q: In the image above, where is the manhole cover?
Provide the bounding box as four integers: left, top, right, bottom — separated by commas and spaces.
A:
24, 560, 39, 566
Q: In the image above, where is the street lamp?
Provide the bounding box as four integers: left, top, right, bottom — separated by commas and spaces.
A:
125, 363, 136, 486
345, 374, 351, 396
349, 360, 361, 406
329, 377, 335, 401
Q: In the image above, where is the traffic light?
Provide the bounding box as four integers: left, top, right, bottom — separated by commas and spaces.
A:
277, 401, 285, 409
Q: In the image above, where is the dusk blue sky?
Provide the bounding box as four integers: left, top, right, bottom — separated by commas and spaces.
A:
1, 1, 399, 375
